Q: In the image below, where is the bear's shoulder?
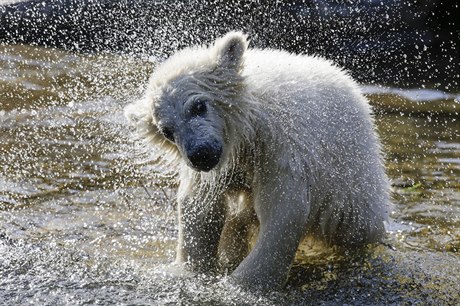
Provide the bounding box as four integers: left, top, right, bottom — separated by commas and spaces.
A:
242, 49, 358, 98
245, 49, 341, 74
244, 49, 352, 87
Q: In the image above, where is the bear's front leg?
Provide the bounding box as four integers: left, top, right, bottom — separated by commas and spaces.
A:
176, 178, 226, 271
231, 171, 310, 288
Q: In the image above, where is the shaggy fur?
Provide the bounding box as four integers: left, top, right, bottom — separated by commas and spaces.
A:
125, 32, 391, 288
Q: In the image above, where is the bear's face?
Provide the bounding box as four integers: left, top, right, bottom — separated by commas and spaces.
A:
152, 75, 225, 172
126, 32, 249, 172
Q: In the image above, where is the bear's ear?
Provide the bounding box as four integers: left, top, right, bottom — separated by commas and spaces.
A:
214, 31, 248, 71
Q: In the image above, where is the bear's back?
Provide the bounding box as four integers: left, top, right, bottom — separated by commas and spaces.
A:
241, 49, 375, 161
241, 49, 373, 137
241, 49, 390, 242
243, 49, 360, 103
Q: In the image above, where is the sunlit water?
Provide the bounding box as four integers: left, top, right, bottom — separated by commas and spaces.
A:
0, 45, 458, 305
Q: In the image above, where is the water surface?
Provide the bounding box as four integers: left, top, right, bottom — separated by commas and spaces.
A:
0, 45, 458, 305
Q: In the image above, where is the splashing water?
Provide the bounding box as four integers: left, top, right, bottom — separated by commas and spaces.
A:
0, 1, 459, 302
0, 42, 458, 305
1, 0, 458, 90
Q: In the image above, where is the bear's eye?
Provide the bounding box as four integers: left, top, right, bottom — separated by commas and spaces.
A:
160, 127, 175, 143
189, 99, 207, 117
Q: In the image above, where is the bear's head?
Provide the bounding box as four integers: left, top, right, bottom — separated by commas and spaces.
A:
125, 32, 250, 172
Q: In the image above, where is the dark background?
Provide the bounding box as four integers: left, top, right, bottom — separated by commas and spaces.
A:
1, 0, 459, 89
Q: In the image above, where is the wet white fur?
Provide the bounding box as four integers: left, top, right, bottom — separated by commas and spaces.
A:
125, 32, 391, 288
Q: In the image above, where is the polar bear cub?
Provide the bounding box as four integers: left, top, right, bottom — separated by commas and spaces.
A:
125, 31, 391, 288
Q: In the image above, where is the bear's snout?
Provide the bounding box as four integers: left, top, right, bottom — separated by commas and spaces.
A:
186, 144, 222, 172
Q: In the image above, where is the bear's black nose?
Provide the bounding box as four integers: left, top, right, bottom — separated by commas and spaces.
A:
187, 145, 222, 172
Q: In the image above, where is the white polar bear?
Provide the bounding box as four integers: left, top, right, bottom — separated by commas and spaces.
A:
125, 32, 391, 288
